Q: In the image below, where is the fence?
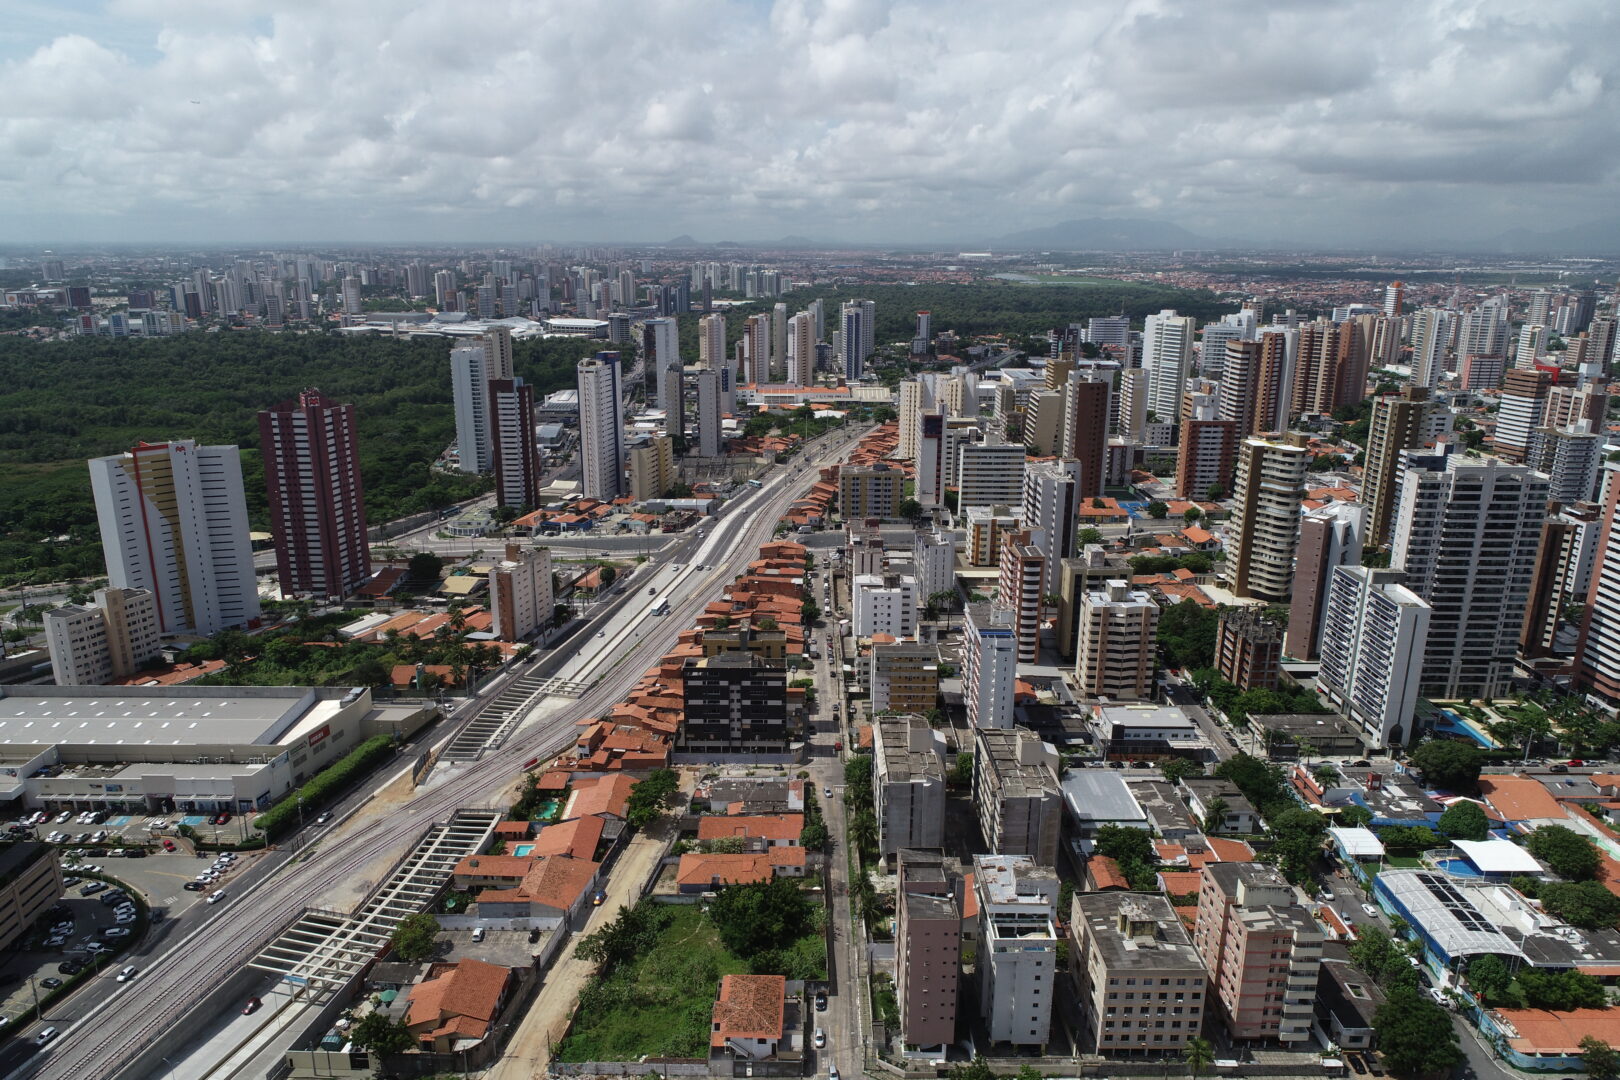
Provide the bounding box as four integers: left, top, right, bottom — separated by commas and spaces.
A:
550, 1062, 711, 1077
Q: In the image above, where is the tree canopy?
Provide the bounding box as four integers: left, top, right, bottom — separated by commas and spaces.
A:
1537, 881, 1620, 929
625, 769, 680, 829
1409, 740, 1485, 793
708, 877, 816, 961
389, 911, 440, 962
1525, 824, 1602, 881
1437, 800, 1490, 841
1374, 988, 1464, 1077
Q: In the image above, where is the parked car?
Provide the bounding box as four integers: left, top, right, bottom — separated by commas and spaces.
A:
161, 839, 176, 851
814, 1028, 826, 1048
471, 926, 486, 943
1549, 763, 1570, 773
183, 882, 206, 891
104, 928, 131, 939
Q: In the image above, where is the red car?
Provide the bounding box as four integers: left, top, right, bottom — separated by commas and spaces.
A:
161, 839, 176, 851
213, 812, 231, 826
242, 997, 261, 1015
1568, 759, 1585, 767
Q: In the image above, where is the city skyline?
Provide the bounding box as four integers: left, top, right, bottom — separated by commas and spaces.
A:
3, 1, 1619, 250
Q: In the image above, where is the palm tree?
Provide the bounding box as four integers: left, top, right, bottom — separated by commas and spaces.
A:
1183, 1037, 1215, 1077
1203, 797, 1229, 834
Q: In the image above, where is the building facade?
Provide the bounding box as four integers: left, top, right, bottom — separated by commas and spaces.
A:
1071, 891, 1208, 1058
1193, 863, 1322, 1046
1286, 502, 1366, 661
975, 855, 1060, 1048
963, 603, 1018, 731
43, 587, 161, 686
1222, 434, 1310, 602
1316, 566, 1431, 749
258, 389, 371, 599
576, 352, 625, 500
489, 545, 554, 642
679, 653, 791, 756
1076, 581, 1159, 701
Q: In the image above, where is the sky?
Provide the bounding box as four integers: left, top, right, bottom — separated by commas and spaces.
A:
2, 0, 1618, 248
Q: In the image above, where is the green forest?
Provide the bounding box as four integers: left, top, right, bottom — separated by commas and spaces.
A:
0, 330, 603, 587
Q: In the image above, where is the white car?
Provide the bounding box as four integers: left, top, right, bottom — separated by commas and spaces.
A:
54, 811, 72, 824
103, 928, 131, 939
207, 890, 227, 904
116, 966, 138, 983
814, 1028, 826, 1048
1361, 903, 1380, 919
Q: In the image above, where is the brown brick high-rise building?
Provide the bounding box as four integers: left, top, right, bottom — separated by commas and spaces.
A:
258, 388, 370, 600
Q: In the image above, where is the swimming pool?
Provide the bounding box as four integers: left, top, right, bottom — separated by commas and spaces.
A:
511, 844, 534, 857
1434, 858, 1484, 878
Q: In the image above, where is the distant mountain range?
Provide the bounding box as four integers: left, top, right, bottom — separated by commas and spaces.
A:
995, 217, 1214, 251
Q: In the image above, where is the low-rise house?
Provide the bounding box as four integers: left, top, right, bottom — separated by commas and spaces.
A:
676, 848, 807, 893
404, 958, 513, 1052
1178, 778, 1262, 834
710, 974, 789, 1062
696, 814, 805, 850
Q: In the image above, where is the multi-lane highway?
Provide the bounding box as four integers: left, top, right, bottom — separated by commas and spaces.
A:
8, 422, 870, 1080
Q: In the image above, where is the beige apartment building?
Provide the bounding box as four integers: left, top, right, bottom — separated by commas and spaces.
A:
1071, 891, 1208, 1057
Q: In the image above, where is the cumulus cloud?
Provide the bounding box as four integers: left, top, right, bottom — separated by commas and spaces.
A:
0, 0, 1616, 244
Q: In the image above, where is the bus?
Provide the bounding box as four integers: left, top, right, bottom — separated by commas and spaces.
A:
746, 478, 763, 488
651, 599, 671, 617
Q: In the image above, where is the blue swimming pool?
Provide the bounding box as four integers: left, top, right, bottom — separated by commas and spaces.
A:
511, 844, 534, 857
1434, 858, 1483, 878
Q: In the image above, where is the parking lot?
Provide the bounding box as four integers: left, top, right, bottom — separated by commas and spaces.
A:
12, 808, 259, 851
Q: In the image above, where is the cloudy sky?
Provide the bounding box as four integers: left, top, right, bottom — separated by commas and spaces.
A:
2, 0, 1616, 247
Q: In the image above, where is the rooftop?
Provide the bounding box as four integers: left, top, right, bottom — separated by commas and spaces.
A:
1378, 870, 1526, 961
711, 974, 788, 1047
1092, 702, 1195, 730
0, 686, 347, 749
1073, 891, 1205, 970
1060, 771, 1147, 828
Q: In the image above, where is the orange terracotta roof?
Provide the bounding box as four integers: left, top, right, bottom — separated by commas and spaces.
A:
493, 821, 531, 838
697, 814, 804, 843
453, 854, 534, 881
1495, 1008, 1620, 1055
405, 958, 511, 1041
1089, 856, 1129, 890
565, 772, 640, 819
528, 816, 606, 860
710, 974, 787, 1047
1206, 837, 1256, 862
1158, 871, 1203, 896
479, 854, 601, 912
1478, 776, 1566, 819
675, 848, 805, 888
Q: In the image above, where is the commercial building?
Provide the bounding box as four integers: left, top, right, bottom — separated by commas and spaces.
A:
1214, 608, 1283, 691
1059, 770, 1148, 838
1193, 863, 1322, 1045
0, 844, 64, 954
1391, 456, 1547, 699
0, 686, 429, 812
1090, 703, 1205, 762
258, 389, 371, 599
963, 603, 1018, 731
998, 531, 1045, 664
895, 850, 960, 1053
1222, 434, 1310, 602
870, 642, 939, 715
1286, 502, 1366, 660
627, 434, 676, 501
576, 352, 625, 500
1179, 778, 1261, 834
678, 653, 791, 756
853, 573, 919, 640
89, 440, 261, 636
974, 855, 1060, 1048
489, 545, 553, 642
973, 728, 1062, 867
1075, 580, 1159, 701
839, 464, 903, 519
1071, 892, 1208, 1058
958, 442, 1027, 512
1316, 566, 1430, 749
43, 587, 161, 686
873, 715, 947, 858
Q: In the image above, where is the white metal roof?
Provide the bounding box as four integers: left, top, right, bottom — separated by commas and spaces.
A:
1378, 870, 1525, 960
1454, 839, 1542, 874
1328, 825, 1386, 857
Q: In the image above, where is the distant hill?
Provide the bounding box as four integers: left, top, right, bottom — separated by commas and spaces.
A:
997, 218, 1212, 251
663, 234, 699, 247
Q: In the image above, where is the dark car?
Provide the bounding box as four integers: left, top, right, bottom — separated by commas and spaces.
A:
57, 961, 84, 976
1549, 763, 1570, 773
815, 991, 828, 1012
242, 997, 262, 1015
40, 978, 62, 989
183, 881, 206, 891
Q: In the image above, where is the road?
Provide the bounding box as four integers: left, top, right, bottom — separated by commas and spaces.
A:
8, 423, 873, 1080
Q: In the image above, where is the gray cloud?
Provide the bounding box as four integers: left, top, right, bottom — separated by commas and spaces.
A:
1, 0, 1616, 246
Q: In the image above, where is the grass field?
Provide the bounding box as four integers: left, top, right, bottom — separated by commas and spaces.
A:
556, 905, 750, 1062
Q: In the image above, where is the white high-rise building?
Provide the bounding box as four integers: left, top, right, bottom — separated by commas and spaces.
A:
1515, 324, 1549, 369
853, 573, 919, 639
1021, 459, 1081, 594
1143, 309, 1195, 422
958, 442, 1027, 512
576, 352, 624, 499
89, 441, 261, 636
963, 603, 1018, 730
974, 855, 1059, 1048
898, 377, 933, 460
1316, 567, 1431, 749
916, 414, 979, 508
1528, 421, 1602, 506
1409, 308, 1454, 388
1457, 304, 1508, 359
771, 302, 788, 383
450, 331, 516, 475
912, 527, 956, 601
1075, 580, 1159, 701
1392, 456, 1548, 698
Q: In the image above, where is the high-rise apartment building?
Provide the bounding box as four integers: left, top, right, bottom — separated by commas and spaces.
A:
839, 463, 903, 518
488, 545, 554, 642
450, 331, 516, 475
576, 352, 624, 500
963, 603, 1018, 730
873, 715, 947, 857
840, 300, 874, 382
742, 313, 771, 385
259, 389, 370, 599
786, 311, 815, 387
1176, 393, 1239, 499
1391, 457, 1547, 698
1316, 566, 1431, 748
44, 587, 161, 686
89, 441, 261, 636
1572, 471, 1620, 703
1495, 367, 1565, 464
1286, 502, 1366, 660
853, 573, 920, 639
1523, 502, 1601, 660
1194, 863, 1323, 1046
489, 378, 541, 509
1221, 434, 1310, 602
1218, 336, 1286, 437
958, 443, 1027, 513
1075, 580, 1158, 701
999, 530, 1046, 664
1072, 892, 1208, 1058
895, 851, 960, 1052
1214, 608, 1284, 691
1021, 460, 1081, 594
917, 414, 980, 507
974, 855, 1060, 1048
679, 652, 791, 756
692, 366, 724, 459
870, 642, 941, 717
1527, 422, 1601, 506
1409, 308, 1454, 388
641, 317, 681, 413
912, 527, 956, 601
1362, 386, 1451, 550
1143, 310, 1195, 423
698, 312, 726, 369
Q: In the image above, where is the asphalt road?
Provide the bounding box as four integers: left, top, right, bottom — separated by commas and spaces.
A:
7, 421, 873, 1080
